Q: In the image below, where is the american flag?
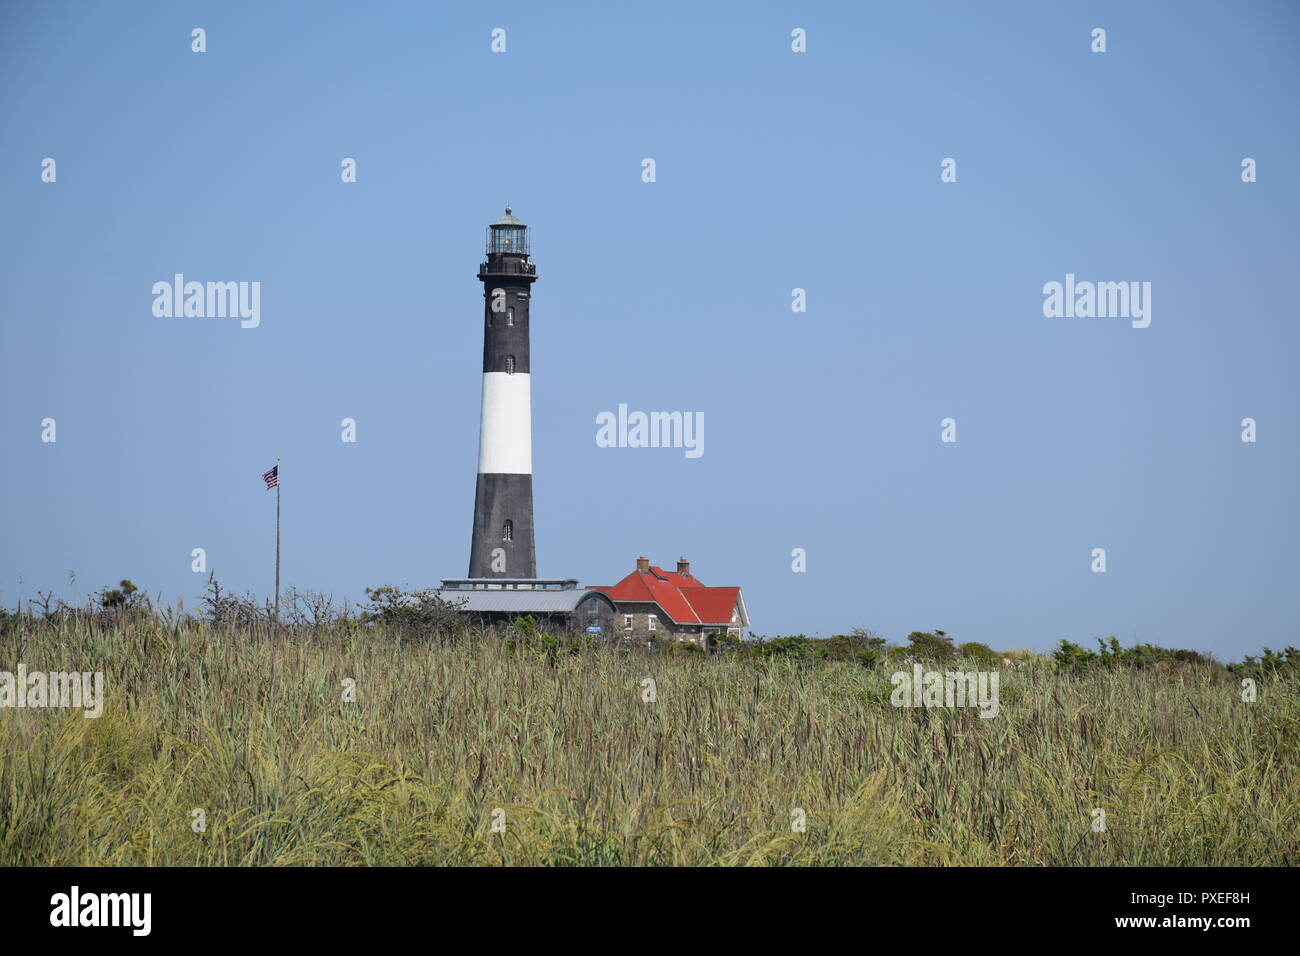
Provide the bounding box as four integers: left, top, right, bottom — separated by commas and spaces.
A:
261, 465, 279, 490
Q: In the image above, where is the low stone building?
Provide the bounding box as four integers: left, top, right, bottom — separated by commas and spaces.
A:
588, 557, 749, 648
431, 578, 618, 633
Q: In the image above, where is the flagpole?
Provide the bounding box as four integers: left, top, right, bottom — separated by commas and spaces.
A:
274, 456, 281, 619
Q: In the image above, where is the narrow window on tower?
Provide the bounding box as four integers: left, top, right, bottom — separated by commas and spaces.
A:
507, 306, 514, 326
505, 355, 515, 374
503, 519, 513, 542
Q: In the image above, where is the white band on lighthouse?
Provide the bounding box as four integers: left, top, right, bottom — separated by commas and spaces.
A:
477, 372, 532, 474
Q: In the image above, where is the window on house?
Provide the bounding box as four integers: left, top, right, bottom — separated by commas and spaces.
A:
647, 615, 657, 632
503, 519, 513, 542
624, 614, 633, 630
505, 355, 515, 374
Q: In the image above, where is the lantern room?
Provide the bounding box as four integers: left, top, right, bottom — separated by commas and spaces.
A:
486, 207, 529, 255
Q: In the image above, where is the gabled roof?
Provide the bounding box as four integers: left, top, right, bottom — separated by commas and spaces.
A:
589, 565, 747, 627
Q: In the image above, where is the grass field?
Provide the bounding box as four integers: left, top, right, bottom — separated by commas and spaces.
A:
1, 614, 1296, 866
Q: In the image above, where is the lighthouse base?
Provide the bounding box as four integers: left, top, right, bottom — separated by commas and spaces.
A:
468, 473, 536, 578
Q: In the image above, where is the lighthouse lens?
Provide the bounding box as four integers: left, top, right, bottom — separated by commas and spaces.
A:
489, 226, 527, 254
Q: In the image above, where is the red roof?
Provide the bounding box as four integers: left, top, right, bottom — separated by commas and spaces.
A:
589, 566, 743, 626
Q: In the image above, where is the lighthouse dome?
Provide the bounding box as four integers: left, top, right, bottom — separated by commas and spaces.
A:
491, 207, 525, 227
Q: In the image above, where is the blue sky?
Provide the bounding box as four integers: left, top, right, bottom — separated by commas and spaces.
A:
1, 1, 1297, 659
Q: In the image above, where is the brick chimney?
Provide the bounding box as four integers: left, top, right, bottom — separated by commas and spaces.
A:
676, 557, 690, 578
636, 556, 650, 573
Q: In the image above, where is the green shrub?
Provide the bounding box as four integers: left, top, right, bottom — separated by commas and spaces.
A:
669, 639, 704, 655
362, 585, 464, 638
708, 630, 743, 652
99, 579, 139, 610
905, 630, 956, 662
1231, 646, 1300, 682
957, 642, 1002, 667
1053, 636, 1221, 673
752, 635, 815, 661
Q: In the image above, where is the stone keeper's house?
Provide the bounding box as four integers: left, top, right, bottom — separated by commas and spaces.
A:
588, 557, 749, 647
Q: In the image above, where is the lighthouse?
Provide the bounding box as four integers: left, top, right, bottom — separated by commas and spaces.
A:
468, 208, 537, 578
432, 209, 745, 639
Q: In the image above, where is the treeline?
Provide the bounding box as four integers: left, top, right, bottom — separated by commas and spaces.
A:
722, 628, 1006, 667
0, 576, 466, 635
689, 628, 1297, 681
1, 577, 1294, 680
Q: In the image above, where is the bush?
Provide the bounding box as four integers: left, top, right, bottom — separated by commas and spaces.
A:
505, 625, 586, 662
905, 630, 956, 662
742, 629, 883, 666
1053, 636, 1220, 673
820, 631, 883, 666
753, 635, 815, 661
1231, 646, 1300, 682
957, 642, 1002, 667
99, 579, 140, 610
361, 585, 465, 638
668, 639, 704, 656
200, 575, 270, 628
708, 630, 743, 653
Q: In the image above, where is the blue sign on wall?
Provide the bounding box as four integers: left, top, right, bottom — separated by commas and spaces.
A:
585, 626, 602, 633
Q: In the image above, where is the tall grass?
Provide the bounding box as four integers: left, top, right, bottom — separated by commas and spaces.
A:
0, 616, 1295, 865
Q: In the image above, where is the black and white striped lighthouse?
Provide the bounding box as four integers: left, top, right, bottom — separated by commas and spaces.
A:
468, 208, 537, 578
